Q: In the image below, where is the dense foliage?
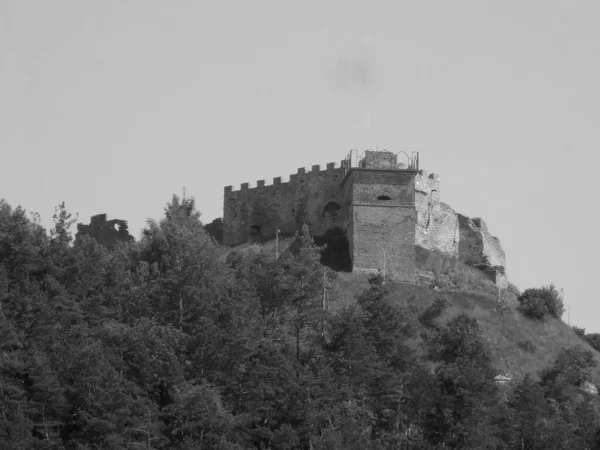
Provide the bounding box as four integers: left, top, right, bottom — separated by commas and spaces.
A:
574, 327, 600, 354
517, 284, 565, 320
1, 196, 599, 449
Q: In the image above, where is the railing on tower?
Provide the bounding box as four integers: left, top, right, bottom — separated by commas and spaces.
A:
341, 149, 419, 181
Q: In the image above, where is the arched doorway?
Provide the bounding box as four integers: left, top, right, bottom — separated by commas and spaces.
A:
314, 227, 351, 272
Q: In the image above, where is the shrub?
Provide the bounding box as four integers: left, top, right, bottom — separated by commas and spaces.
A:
518, 340, 537, 353
573, 326, 586, 339
517, 284, 564, 320
419, 293, 450, 328
516, 295, 548, 320
584, 333, 600, 352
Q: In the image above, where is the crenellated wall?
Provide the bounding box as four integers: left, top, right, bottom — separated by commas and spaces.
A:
221, 150, 507, 286
223, 162, 347, 245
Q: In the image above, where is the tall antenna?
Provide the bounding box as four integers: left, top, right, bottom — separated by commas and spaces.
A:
182, 186, 186, 199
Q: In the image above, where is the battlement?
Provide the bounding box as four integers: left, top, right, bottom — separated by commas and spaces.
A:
225, 160, 345, 193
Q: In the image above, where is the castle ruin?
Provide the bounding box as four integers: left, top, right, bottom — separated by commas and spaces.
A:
222, 150, 506, 287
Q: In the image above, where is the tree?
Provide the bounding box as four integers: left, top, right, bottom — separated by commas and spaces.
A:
503, 374, 549, 449
428, 313, 500, 448
517, 284, 564, 320
280, 224, 325, 362
165, 382, 236, 448
139, 194, 227, 332
540, 345, 597, 401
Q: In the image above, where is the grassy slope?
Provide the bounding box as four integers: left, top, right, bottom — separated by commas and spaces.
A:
332, 247, 600, 384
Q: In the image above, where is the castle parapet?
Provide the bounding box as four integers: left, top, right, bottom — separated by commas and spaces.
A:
225, 161, 343, 192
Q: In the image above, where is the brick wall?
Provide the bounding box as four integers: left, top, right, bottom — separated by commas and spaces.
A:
347, 168, 418, 282
223, 163, 346, 245
351, 205, 417, 282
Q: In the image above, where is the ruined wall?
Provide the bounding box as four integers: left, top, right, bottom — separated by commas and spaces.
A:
223, 163, 346, 246
457, 215, 506, 270
204, 218, 223, 244
414, 170, 506, 285
415, 171, 459, 256
346, 169, 417, 282
76, 214, 134, 248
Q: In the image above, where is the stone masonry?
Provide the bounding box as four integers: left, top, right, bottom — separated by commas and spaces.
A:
222, 150, 507, 286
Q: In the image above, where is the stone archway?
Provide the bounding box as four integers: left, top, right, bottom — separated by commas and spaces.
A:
314, 227, 351, 272
323, 201, 342, 218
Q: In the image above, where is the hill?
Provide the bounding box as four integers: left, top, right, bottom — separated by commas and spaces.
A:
227, 235, 600, 387
2, 196, 600, 449
332, 246, 600, 385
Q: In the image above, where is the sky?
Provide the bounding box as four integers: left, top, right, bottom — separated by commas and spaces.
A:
2, 1, 599, 330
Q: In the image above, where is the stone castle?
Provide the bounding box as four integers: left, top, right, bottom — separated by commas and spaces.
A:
222, 150, 506, 287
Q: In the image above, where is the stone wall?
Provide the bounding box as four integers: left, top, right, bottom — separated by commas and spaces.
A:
360, 150, 398, 169
351, 205, 417, 282
346, 168, 418, 282
457, 214, 506, 270
76, 214, 134, 248
204, 218, 223, 244
414, 170, 506, 285
223, 162, 346, 245
415, 171, 459, 256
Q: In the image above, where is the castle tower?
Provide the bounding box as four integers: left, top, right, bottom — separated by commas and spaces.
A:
342, 150, 419, 282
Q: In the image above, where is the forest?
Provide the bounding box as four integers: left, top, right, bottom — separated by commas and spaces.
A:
1, 195, 600, 449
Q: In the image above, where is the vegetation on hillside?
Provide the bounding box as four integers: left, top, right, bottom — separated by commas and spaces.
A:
1, 196, 600, 449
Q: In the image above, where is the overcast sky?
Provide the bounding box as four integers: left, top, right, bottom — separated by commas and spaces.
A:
2, 1, 599, 330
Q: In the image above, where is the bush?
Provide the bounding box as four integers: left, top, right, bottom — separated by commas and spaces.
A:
419, 293, 451, 328
584, 333, 600, 352
518, 340, 537, 353
573, 326, 586, 339
517, 284, 564, 320
517, 295, 548, 319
